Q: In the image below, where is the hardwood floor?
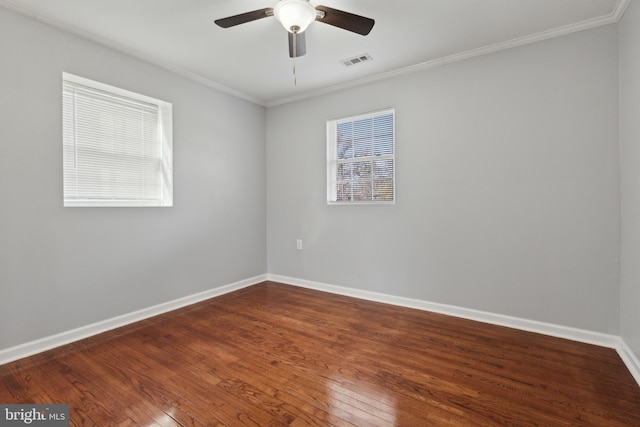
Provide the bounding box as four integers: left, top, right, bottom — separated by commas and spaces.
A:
1, 281, 639, 426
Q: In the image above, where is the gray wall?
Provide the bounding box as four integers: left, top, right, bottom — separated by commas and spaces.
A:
0, 7, 266, 350
0, 3, 628, 353
267, 25, 620, 334
620, 1, 640, 360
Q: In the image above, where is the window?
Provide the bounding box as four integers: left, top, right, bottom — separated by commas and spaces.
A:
62, 73, 173, 207
327, 109, 395, 204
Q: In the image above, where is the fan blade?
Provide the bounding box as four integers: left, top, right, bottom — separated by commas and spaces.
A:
215, 8, 273, 28
288, 31, 307, 58
315, 6, 374, 35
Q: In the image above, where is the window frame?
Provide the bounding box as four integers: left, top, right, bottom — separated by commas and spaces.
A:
326, 108, 396, 205
62, 72, 173, 207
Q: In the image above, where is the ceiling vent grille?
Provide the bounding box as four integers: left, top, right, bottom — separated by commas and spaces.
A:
341, 53, 373, 67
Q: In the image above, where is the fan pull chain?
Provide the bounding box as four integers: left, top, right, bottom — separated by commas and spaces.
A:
292, 28, 298, 86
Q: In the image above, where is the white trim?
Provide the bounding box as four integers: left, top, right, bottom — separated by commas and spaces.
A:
267, 274, 620, 349
268, 274, 640, 387
326, 108, 396, 204
616, 338, 640, 387
62, 72, 174, 207
0, 0, 629, 108
0, 275, 267, 366
614, 0, 631, 22
0, 0, 265, 107
2, 272, 639, 389
266, 0, 631, 107
614, 0, 638, 390
63, 72, 167, 106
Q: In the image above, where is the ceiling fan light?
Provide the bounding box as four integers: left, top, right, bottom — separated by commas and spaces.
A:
273, 0, 316, 33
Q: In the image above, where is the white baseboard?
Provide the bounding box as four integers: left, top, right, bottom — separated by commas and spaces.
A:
3, 273, 639, 389
616, 338, 640, 387
0, 274, 267, 366
268, 274, 640, 387
267, 274, 621, 349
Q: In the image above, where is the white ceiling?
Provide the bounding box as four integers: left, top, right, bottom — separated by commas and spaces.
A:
0, 0, 626, 106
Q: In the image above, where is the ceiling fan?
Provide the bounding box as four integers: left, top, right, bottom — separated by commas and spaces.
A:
214, 0, 375, 58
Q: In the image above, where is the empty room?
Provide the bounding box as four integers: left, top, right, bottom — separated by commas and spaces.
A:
1, 0, 640, 425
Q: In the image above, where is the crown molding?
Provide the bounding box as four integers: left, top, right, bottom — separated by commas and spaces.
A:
613, 0, 631, 21
266, 0, 631, 107
1, 0, 629, 109
0, 0, 266, 107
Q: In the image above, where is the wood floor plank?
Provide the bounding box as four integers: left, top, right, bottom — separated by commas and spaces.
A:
1, 281, 639, 426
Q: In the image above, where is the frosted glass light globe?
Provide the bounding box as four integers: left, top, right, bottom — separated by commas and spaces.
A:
274, 0, 316, 33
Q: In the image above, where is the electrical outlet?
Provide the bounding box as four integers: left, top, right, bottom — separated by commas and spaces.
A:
296, 239, 303, 250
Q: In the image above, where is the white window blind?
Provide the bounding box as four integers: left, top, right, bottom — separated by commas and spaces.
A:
327, 109, 395, 204
62, 73, 172, 207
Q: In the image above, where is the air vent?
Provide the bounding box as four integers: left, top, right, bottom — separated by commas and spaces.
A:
341, 53, 373, 67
